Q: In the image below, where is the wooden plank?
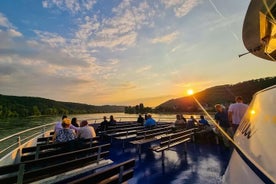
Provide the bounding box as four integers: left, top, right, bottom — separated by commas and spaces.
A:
0, 143, 111, 184
21, 137, 100, 162
65, 159, 135, 184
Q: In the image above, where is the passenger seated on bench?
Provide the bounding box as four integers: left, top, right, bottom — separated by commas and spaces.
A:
54, 115, 78, 133
174, 114, 186, 130
109, 115, 117, 126
144, 114, 156, 128
198, 115, 212, 131
77, 120, 96, 139
186, 116, 197, 129
53, 118, 76, 143
137, 114, 145, 126
97, 116, 109, 132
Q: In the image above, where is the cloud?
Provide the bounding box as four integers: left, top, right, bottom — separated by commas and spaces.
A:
42, 0, 96, 13
161, 0, 201, 17
0, 13, 12, 28
136, 65, 152, 73
151, 31, 179, 44
109, 59, 120, 65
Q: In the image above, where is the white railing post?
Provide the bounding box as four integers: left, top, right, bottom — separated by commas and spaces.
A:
17, 136, 21, 147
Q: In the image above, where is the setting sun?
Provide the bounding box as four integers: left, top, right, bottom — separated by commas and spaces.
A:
187, 89, 194, 96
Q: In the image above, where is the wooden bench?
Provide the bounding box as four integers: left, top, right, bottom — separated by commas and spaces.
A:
130, 126, 173, 154
151, 128, 196, 153
107, 126, 144, 144
36, 135, 53, 145
56, 159, 136, 184
21, 137, 100, 162
0, 143, 112, 184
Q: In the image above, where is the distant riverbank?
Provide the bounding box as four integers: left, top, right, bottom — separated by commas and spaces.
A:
0, 112, 206, 140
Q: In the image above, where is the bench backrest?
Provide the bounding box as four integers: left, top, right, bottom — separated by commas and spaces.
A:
0, 143, 110, 184
136, 126, 172, 139
160, 128, 196, 148
65, 159, 136, 184
21, 137, 100, 162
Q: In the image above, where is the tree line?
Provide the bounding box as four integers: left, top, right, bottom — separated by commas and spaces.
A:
0, 95, 125, 119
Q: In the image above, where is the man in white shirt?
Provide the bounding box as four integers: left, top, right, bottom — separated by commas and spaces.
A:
228, 96, 248, 133
77, 120, 96, 139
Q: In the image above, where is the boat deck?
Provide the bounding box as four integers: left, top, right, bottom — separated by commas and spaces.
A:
107, 138, 232, 184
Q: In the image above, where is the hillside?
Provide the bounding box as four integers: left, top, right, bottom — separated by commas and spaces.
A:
0, 95, 125, 118
156, 76, 276, 112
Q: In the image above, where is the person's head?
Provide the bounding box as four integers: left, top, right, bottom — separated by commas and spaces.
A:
103, 116, 107, 120
110, 115, 114, 120
62, 118, 71, 128
176, 114, 181, 120
200, 115, 204, 119
80, 120, 88, 127
62, 115, 67, 120
147, 114, 152, 118
215, 104, 223, 112
235, 96, 243, 103
71, 117, 79, 127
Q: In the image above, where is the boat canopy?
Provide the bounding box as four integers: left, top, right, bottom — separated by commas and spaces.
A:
242, 0, 276, 61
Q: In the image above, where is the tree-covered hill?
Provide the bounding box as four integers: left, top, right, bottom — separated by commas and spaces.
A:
0, 95, 125, 118
155, 76, 276, 113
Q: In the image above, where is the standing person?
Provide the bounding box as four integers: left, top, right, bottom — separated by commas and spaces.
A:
77, 120, 96, 139
228, 96, 248, 133
214, 104, 233, 148
137, 114, 144, 126
144, 114, 156, 128
53, 118, 76, 143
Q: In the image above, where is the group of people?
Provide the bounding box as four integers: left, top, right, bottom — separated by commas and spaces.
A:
53, 115, 96, 143
96, 115, 117, 132
137, 113, 157, 128
214, 96, 248, 147
174, 114, 210, 130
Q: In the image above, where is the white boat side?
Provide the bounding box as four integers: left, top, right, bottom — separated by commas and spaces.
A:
223, 85, 276, 183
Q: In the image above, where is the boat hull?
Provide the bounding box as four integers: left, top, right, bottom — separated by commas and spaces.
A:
223, 85, 276, 183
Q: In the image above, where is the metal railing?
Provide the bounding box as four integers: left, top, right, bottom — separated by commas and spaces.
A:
0, 122, 56, 159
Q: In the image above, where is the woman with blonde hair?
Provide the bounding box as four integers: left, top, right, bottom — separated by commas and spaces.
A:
53, 118, 76, 143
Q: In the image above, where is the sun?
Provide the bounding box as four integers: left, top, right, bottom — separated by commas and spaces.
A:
187, 89, 194, 96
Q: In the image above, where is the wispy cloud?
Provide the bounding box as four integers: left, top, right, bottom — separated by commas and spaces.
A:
161, 0, 202, 17
136, 65, 152, 73
151, 31, 179, 44
0, 12, 12, 28
42, 0, 96, 14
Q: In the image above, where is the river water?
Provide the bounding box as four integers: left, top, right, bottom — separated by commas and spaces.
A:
0, 112, 197, 140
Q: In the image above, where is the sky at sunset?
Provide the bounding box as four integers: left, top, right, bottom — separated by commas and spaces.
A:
0, 0, 275, 107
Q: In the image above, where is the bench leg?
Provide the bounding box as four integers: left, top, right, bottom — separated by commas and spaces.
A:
161, 151, 165, 167
184, 142, 187, 156
122, 140, 125, 149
